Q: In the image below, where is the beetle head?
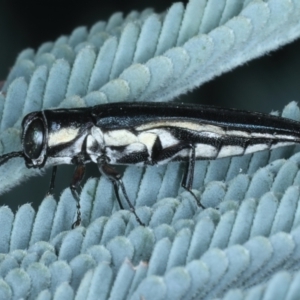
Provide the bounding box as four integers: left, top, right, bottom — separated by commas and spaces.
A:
21, 111, 48, 168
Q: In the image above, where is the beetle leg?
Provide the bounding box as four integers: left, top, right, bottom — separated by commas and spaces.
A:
181, 144, 205, 209
99, 163, 124, 209
151, 142, 204, 209
46, 166, 57, 196
70, 160, 86, 228
97, 156, 144, 226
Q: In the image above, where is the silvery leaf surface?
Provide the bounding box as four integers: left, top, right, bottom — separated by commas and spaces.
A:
0, 0, 300, 299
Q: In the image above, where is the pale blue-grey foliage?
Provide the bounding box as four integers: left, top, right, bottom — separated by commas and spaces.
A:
0, 0, 300, 299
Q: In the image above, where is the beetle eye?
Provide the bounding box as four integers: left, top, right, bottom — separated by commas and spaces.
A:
23, 118, 44, 160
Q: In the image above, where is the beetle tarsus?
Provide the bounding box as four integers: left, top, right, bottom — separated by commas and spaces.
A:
71, 201, 82, 229
71, 188, 82, 229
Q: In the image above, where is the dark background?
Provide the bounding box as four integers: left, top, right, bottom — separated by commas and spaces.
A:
1, 0, 300, 211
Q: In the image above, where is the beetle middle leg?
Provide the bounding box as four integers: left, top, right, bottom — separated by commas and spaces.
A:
97, 155, 144, 226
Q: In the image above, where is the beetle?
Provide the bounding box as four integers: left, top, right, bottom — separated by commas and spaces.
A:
1, 102, 300, 227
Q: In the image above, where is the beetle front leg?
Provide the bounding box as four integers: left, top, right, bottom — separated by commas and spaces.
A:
46, 166, 58, 196
97, 156, 144, 226
70, 157, 86, 228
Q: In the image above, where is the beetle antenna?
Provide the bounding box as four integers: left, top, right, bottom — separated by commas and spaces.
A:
0, 151, 23, 166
